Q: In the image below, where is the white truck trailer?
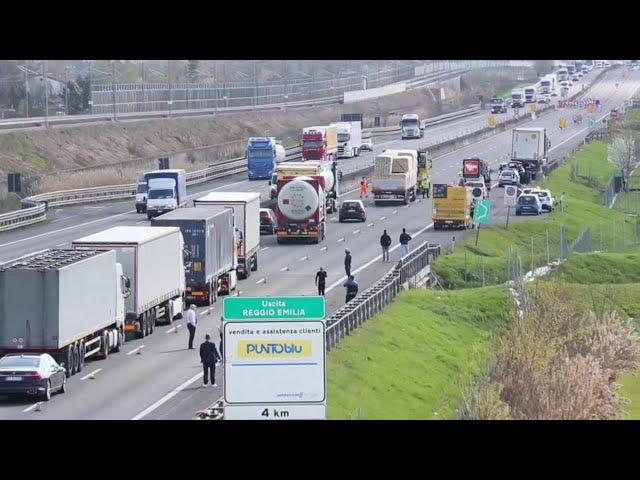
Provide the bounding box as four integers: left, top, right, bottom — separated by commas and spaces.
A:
193, 192, 261, 280
72, 226, 185, 339
0, 249, 131, 377
330, 121, 362, 158
371, 150, 418, 205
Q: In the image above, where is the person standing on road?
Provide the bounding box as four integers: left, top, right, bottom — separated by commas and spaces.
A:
399, 228, 412, 258
315, 267, 327, 296
343, 275, 359, 303
344, 249, 352, 277
380, 230, 391, 262
360, 177, 369, 198
421, 176, 430, 199
200, 334, 221, 387
186, 304, 198, 350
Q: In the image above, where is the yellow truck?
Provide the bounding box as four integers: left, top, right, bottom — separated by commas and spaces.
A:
432, 184, 474, 230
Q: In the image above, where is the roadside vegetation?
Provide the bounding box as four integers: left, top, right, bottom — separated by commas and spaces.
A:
433, 141, 640, 289
327, 287, 511, 419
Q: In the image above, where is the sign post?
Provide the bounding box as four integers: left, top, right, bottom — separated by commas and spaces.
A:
504, 185, 518, 229
473, 199, 492, 246
222, 296, 327, 420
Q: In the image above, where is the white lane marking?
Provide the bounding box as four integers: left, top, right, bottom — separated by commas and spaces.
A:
136, 220, 146, 224
299, 255, 309, 261
23, 403, 41, 413
279, 266, 289, 272
367, 222, 374, 227
353, 229, 360, 234
256, 277, 266, 284
1, 178, 254, 250
166, 324, 182, 334
0, 209, 137, 249
131, 371, 204, 420
320, 246, 328, 251
325, 221, 434, 293
55, 243, 66, 247
337, 237, 345, 243
80, 368, 102, 380
260, 246, 270, 251
403, 204, 410, 208
392, 210, 398, 215
126, 345, 145, 355
84, 206, 105, 209
379, 216, 386, 221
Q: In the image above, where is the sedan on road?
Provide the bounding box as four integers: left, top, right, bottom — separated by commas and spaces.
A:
339, 200, 366, 222
498, 169, 520, 187
0, 353, 67, 401
516, 194, 543, 215
260, 208, 277, 235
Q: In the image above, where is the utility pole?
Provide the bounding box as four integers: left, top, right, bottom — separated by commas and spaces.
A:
64, 67, 69, 115
43, 60, 49, 128
88, 60, 93, 115
111, 60, 117, 121
253, 60, 258, 108
24, 60, 29, 118
168, 60, 173, 117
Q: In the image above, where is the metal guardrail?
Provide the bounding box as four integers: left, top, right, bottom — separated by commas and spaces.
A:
0, 146, 303, 232
325, 241, 441, 352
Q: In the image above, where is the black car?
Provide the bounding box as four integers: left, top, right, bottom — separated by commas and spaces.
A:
260, 208, 277, 235
0, 353, 67, 401
339, 200, 366, 222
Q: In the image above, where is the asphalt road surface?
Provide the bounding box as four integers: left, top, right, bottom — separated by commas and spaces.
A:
0, 67, 636, 419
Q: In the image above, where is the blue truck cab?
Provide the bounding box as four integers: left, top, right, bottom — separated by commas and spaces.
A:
247, 137, 285, 180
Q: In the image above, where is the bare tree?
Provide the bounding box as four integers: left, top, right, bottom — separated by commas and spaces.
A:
607, 128, 636, 192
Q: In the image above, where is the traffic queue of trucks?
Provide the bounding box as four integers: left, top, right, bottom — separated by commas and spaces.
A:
144, 169, 187, 220
301, 126, 338, 162
371, 149, 419, 205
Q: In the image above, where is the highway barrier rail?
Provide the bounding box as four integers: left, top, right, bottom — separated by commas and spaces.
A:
325, 240, 441, 351
0, 67, 612, 233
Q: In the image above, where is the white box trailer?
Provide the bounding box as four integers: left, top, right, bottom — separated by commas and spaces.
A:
331, 121, 362, 158
72, 226, 185, 339
0, 249, 129, 376
194, 192, 261, 280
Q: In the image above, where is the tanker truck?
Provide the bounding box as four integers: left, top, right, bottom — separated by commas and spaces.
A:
275, 175, 327, 244
270, 161, 339, 212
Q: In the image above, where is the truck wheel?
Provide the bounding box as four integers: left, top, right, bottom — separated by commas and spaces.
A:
113, 330, 122, 353
65, 346, 73, 378
403, 195, 409, 206
149, 310, 155, 334
76, 342, 84, 372
101, 332, 109, 358
72, 345, 80, 374
251, 255, 258, 272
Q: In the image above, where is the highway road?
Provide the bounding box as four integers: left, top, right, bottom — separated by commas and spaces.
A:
0, 67, 635, 419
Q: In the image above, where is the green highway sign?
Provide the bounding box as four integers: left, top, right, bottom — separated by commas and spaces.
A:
474, 199, 492, 225
223, 296, 326, 321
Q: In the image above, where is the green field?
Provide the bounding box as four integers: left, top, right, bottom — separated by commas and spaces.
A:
553, 252, 640, 285
327, 286, 511, 419
433, 141, 640, 288
619, 372, 640, 419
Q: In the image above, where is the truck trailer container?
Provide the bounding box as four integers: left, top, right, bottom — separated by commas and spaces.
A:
144, 169, 187, 220
151, 207, 237, 304
511, 127, 550, 180
72, 226, 185, 338
301, 126, 338, 162
371, 151, 418, 205
0, 249, 130, 377
330, 121, 362, 158
193, 192, 260, 280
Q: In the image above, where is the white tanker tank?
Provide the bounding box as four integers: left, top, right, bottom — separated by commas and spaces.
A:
275, 143, 286, 164
275, 175, 327, 244
275, 161, 334, 193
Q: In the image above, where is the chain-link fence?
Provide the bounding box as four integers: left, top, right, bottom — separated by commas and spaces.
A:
90, 60, 518, 116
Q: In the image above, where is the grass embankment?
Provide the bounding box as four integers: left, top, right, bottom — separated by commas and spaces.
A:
327, 286, 511, 419
433, 141, 640, 289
